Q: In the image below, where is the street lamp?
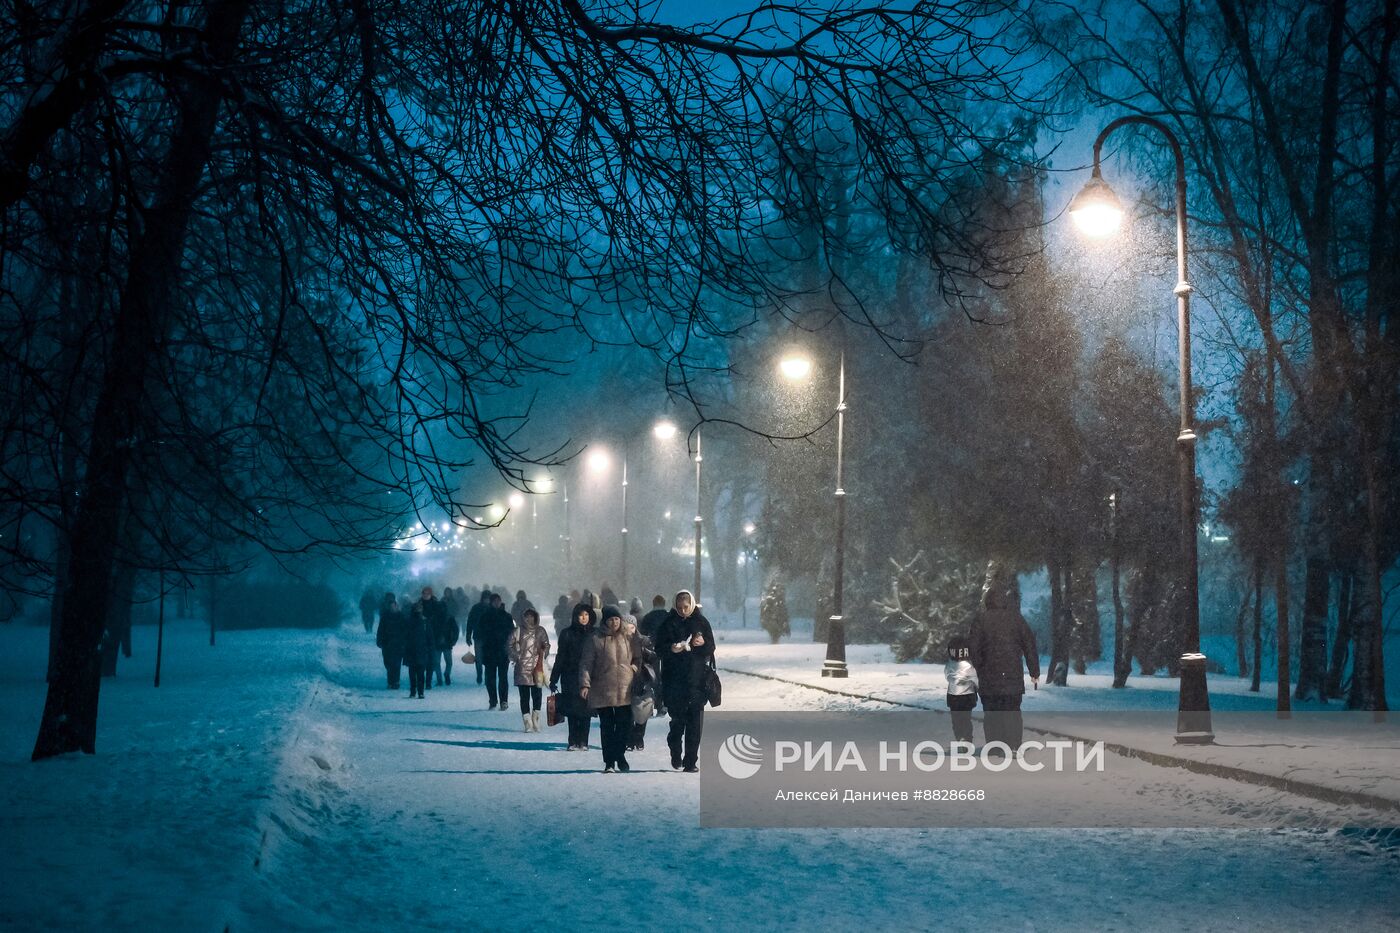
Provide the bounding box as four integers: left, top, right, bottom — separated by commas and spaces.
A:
621, 454, 629, 596
653, 420, 678, 441
1072, 116, 1212, 744
778, 350, 850, 678
693, 429, 703, 605
508, 491, 525, 511
742, 521, 756, 628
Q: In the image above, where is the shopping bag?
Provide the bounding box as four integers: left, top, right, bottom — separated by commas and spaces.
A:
546, 692, 562, 727
460, 650, 476, 664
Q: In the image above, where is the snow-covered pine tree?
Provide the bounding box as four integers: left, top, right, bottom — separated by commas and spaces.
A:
760, 576, 791, 645
880, 552, 984, 663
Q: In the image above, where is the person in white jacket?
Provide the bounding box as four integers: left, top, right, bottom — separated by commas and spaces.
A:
945, 634, 978, 746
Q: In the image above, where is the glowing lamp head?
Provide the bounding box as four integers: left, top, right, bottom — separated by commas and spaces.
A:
534, 475, 555, 494
586, 449, 611, 475
487, 503, 506, 521
652, 420, 678, 441
1069, 172, 1124, 238
778, 353, 813, 382
508, 492, 525, 510
743, 522, 756, 536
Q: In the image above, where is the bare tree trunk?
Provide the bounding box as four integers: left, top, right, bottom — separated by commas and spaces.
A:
1276, 551, 1292, 715
31, 0, 251, 760
1111, 497, 1128, 688
1326, 572, 1353, 698
1295, 561, 1329, 701
1234, 585, 1252, 680
1250, 556, 1263, 693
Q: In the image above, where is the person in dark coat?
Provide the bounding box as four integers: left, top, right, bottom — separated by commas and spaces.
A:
968, 563, 1039, 753
477, 593, 516, 710
433, 599, 459, 686
654, 589, 715, 772
359, 588, 379, 634
464, 587, 492, 685
416, 586, 452, 686
510, 590, 535, 626
552, 595, 571, 636
549, 603, 596, 750
403, 601, 435, 699
638, 594, 669, 716
599, 582, 618, 610
375, 593, 407, 689
627, 614, 659, 752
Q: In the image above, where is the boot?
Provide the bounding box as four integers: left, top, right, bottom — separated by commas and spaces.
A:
523, 713, 532, 733
530, 710, 541, 732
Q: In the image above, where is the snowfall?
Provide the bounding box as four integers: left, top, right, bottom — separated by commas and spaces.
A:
1, 617, 1397, 932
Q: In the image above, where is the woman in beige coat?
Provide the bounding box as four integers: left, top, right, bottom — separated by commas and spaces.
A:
579, 606, 639, 772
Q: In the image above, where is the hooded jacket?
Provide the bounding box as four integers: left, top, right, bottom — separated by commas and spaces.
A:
968, 584, 1039, 696
579, 613, 638, 709
654, 605, 716, 710
549, 604, 596, 718
508, 621, 551, 686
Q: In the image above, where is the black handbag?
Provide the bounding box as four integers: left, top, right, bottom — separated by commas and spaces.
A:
702, 656, 722, 708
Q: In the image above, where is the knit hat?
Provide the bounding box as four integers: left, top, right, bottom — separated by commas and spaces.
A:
601, 605, 623, 624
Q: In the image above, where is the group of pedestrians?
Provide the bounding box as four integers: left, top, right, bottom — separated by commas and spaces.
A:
372, 580, 715, 774
373, 585, 462, 697
549, 589, 713, 772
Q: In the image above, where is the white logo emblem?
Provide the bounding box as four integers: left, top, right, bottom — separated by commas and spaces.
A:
717, 733, 763, 779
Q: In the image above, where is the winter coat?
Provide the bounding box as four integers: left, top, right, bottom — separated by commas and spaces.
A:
432, 608, 459, 650
417, 597, 449, 649
508, 623, 551, 686
376, 607, 407, 655
945, 659, 978, 696
403, 607, 435, 667
464, 598, 491, 646
579, 623, 639, 709
968, 593, 1039, 696
510, 598, 536, 627
476, 607, 516, 665
654, 608, 716, 711
549, 605, 596, 718
599, 586, 618, 609
638, 608, 668, 642
552, 600, 571, 636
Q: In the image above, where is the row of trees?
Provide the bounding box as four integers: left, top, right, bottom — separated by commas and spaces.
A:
0, 0, 1056, 757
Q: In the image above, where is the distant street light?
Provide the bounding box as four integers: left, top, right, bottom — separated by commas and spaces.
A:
653, 420, 678, 440
508, 492, 526, 510
586, 448, 611, 475
779, 352, 813, 382
778, 349, 850, 678
1072, 115, 1212, 744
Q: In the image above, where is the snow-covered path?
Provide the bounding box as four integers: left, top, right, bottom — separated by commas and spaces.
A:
229, 627, 1400, 932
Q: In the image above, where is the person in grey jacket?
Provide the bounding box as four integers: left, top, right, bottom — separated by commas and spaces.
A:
579, 605, 639, 772
968, 563, 1039, 753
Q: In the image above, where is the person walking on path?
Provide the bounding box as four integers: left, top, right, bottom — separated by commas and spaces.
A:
433, 600, 459, 686
627, 614, 659, 752
359, 588, 379, 634
944, 634, 978, 746
464, 587, 492, 684
403, 600, 434, 699
416, 587, 449, 687
580, 606, 639, 772
478, 593, 516, 710
549, 603, 596, 750
968, 563, 1039, 753
654, 590, 715, 772
510, 590, 535, 626
508, 608, 551, 732
375, 593, 406, 689
552, 595, 571, 636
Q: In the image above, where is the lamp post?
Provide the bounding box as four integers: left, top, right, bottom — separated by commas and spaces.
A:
742, 521, 756, 628
1070, 116, 1212, 743
693, 428, 703, 605
779, 349, 849, 678
620, 454, 629, 596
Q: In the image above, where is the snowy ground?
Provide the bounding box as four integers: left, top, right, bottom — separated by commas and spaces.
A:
2, 621, 1398, 931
